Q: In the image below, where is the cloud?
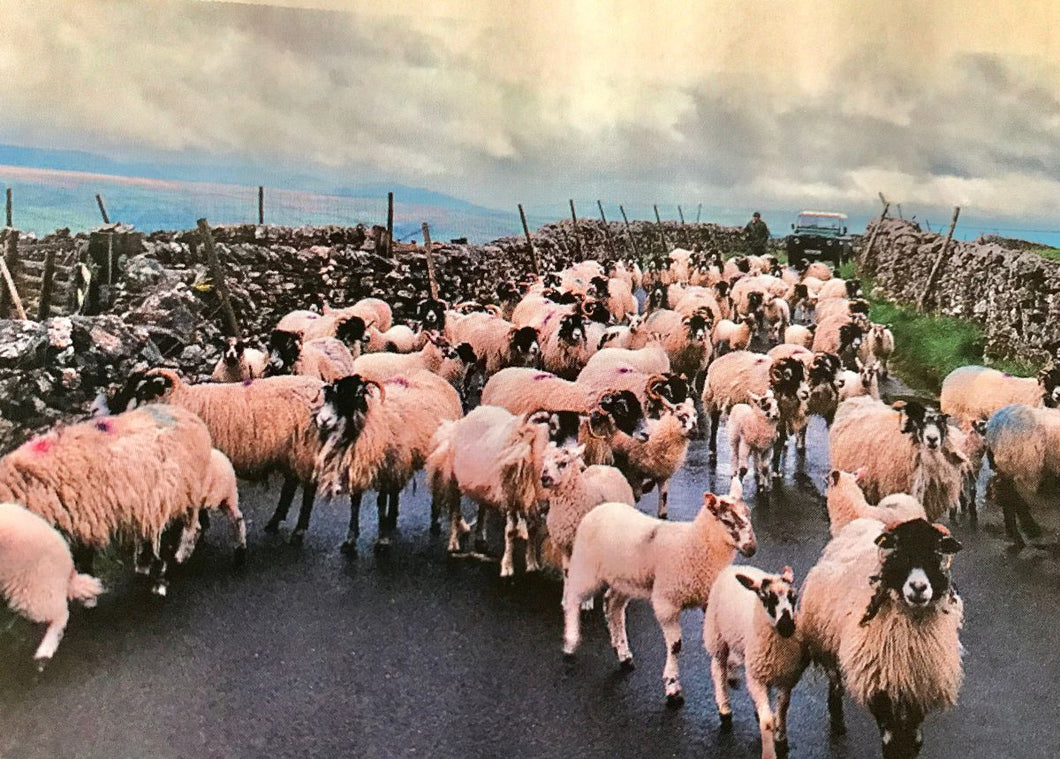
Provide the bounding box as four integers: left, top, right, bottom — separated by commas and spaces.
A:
0, 0, 1059, 224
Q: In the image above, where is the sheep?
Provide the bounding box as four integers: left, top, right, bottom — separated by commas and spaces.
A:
859, 323, 895, 377
561, 482, 757, 705
703, 565, 804, 759
814, 296, 870, 326
831, 399, 966, 522
0, 404, 216, 595
712, 314, 758, 356
426, 405, 561, 576
446, 311, 540, 375
825, 469, 926, 537
673, 286, 726, 324
783, 324, 815, 348
817, 277, 861, 301
837, 357, 882, 402
728, 392, 781, 493
983, 403, 1060, 550
946, 418, 988, 521
312, 371, 463, 552
266, 331, 357, 382
940, 364, 1060, 424
628, 309, 711, 378
800, 518, 964, 759
702, 352, 809, 471
795, 351, 844, 452
352, 333, 477, 397
789, 283, 817, 323
104, 368, 325, 548
539, 309, 597, 380
802, 261, 833, 280
211, 337, 268, 382
812, 316, 865, 369
539, 447, 634, 603
609, 381, 698, 518
588, 275, 637, 322
364, 323, 423, 354
276, 307, 370, 352
332, 298, 393, 333
596, 324, 636, 351
0, 502, 104, 670
581, 340, 670, 376
762, 295, 790, 342
668, 247, 693, 283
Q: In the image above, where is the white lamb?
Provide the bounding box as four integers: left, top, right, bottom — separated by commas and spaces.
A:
728, 392, 781, 493
703, 565, 805, 759
562, 482, 757, 705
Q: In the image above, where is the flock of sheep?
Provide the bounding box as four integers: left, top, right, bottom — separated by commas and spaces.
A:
1, 242, 1057, 759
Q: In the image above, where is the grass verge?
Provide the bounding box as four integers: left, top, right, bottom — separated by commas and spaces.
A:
858, 277, 1036, 394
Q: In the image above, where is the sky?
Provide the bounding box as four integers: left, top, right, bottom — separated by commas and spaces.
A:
2, 0, 1060, 229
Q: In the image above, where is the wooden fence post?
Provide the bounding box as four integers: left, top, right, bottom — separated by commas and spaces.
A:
386, 192, 394, 259
0, 229, 26, 320
695, 203, 702, 223
258, 186, 265, 224
677, 205, 690, 247
95, 194, 110, 224
518, 203, 540, 275
917, 206, 961, 312
859, 203, 890, 276
422, 222, 439, 300
597, 200, 617, 260
653, 204, 668, 256
569, 199, 581, 260
196, 218, 240, 337
619, 205, 639, 260
38, 245, 56, 320
5, 188, 11, 228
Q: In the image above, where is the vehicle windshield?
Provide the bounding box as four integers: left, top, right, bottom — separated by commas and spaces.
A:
796, 214, 844, 232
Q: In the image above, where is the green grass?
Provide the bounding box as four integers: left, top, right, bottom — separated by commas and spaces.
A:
859, 277, 1036, 394
1028, 245, 1060, 263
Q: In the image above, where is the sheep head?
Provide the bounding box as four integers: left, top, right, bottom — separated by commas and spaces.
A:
314, 374, 384, 445
702, 490, 756, 557
334, 315, 367, 348
892, 401, 948, 451
769, 357, 808, 401
590, 390, 648, 442
748, 391, 780, 422
1038, 363, 1060, 408
417, 297, 448, 331
538, 442, 586, 489
864, 519, 962, 624
735, 567, 798, 638
266, 329, 302, 376
222, 337, 247, 367
557, 313, 587, 345
509, 326, 541, 367
683, 312, 710, 341
527, 409, 583, 448
106, 369, 178, 413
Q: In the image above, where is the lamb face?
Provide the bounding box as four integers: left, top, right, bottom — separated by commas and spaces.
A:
735, 567, 798, 639
705, 491, 757, 557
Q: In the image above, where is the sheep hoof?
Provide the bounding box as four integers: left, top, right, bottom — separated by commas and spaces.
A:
340, 540, 358, 557
718, 711, 733, 732
33, 657, 50, 675
373, 537, 392, 554
665, 691, 685, 709
263, 520, 281, 535
774, 737, 790, 757
151, 583, 168, 598
618, 656, 635, 672
232, 547, 247, 570
289, 531, 305, 547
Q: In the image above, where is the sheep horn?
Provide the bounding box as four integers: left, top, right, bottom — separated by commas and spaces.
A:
585, 412, 609, 439
364, 380, 386, 404
644, 374, 666, 401
580, 300, 593, 317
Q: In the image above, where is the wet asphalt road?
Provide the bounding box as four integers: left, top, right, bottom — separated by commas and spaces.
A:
1, 414, 1059, 759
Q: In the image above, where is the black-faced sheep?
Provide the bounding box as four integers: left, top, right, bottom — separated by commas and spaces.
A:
562, 484, 757, 706
266, 330, 357, 382
0, 502, 104, 670
703, 565, 804, 759
629, 309, 712, 378
800, 518, 964, 759
830, 399, 966, 522
313, 371, 463, 553
446, 310, 540, 375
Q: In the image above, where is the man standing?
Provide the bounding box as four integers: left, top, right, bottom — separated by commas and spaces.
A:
744, 211, 770, 256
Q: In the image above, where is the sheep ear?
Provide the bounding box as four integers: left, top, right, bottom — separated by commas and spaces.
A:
829, 470, 841, 485
735, 573, 758, 591
781, 566, 794, 584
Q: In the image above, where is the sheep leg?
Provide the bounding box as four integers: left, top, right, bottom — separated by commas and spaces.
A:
385, 488, 400, 532
133, 543, 152, 575
173, 510, 202, 565
473, 504, 489, 554
770, 429, 787, 480
220, 499, 247, 568
32, 611, 69, 671
652, 597, 684, 707
604, 590, 634, 669
446, 490, 468, 554
340, 492, 363, 556
867, 692, 924, 759
500, 510, 519, 577
264, 477, 299, 534
709, 648, 733, 730
992, 476, 1028, 550
756, 450, 772, 493
375, 490, 393, 551
826, 666, 846, 735
774, 686, 794, 755
746, 677, 777, 759
708, 408, 722, 460
524, 513, 542, 573
289, 482, 318, 547
795, 425, 807, 455
657, 480, 670, 520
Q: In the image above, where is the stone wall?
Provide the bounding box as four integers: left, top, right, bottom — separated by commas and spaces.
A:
0, 218, 748, 452
863, 218, 1060, 363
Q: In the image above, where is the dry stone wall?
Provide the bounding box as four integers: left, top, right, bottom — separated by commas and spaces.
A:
863, 218, 1060, 363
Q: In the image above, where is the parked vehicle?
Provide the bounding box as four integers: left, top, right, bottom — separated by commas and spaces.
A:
786, 211, 853, 267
